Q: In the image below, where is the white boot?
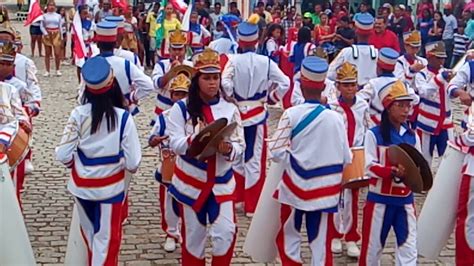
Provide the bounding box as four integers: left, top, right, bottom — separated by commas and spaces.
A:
346, 241, 360, 258
25, 160, 34, 174
164, 237, 177, 252
331, 238, 342, 254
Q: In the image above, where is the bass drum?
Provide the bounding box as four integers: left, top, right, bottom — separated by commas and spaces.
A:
243, 161, 284, 262
417, 142, 465, 259
7, 123, 31, 170
0, 154, 36, 265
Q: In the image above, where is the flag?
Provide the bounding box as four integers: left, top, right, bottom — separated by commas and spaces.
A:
72, 7, 87, 67
170, 0, 187, 14
181, 0, 192, 31
24, 0, 43, 26
112, 0, 128, 11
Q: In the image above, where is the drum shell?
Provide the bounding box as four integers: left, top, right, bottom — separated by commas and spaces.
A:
161, 149, 175, 184
243, 161, 283, 262
417, 143, 465, 259
7, 125, 30, 170
342, 147, 367, 188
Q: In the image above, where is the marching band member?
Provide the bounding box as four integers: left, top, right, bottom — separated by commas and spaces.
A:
221, 19, 290, 216
269, 56, 352, 266
151, 29, 193, 119
148, 73, 190, 252
208, 14, 241, 55
166, 48, 244, 265
40, 0, 63, 77
416, 41, 453, 165
94, 21, 153, 115
360, 80, 419, 266
328, 13, 378, 88
0, 40, 31, 206
56, 56, 141, 265
104, 16, 143, 71
394, 31, 427, 86
329, 62, 370, 258
188, 11, 211, 53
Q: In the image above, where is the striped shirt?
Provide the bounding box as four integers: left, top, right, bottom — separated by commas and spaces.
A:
454, 33, 470, 55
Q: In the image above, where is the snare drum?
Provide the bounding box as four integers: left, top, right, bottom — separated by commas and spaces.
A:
6, 125, 30, 170
160, 148, 175, 184
342, 147, 369, 189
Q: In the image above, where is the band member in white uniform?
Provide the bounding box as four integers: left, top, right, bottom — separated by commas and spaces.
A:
394, 31, 427, 87
208, 14, 241, 55
328, 13, 378, 88
329, 62, 370, 258
151, 30, 193, 118
270, 56, 352, 266
221, 19, 290, 216
93, 21, 153, 115
56, 56, 141, 265
415, 41, 453, 165
148, 73, 190, 252
359, 80, 419, 266
166, 48, 244, 265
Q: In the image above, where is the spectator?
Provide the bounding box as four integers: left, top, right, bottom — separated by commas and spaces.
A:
453, 23, 470, 67
228, 2, 241, 18
311, 4, 322, 25
155, 3, 181, 59
465, 0, 474, 13
285, 14, 302, 51
369, 15, 401, 52
416, 0, 434, 19
303, 12, 315, 31
428, 11, 445, 42
443, 4, 458, 67
381, 6, 392, 21
210, 3, 223, 32
196, 0, 211, 29
281, 6, 296, 44
94, 0, 112, 23
400, 5, 414, 32
334, 15, 354, 51
271, 6, 281, 24
289, 26, 315, 73
145, 2, 159, 67
354, 1, 370, 20
263, 3, 273, 24
388, 5, 408, 52
466, 12, 474, 40
314, 12, 334, 46
259, 23, 283, 62
417, 8, 433, 55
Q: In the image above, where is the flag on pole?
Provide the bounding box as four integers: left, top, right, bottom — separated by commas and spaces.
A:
24, 0, 43, 26
72, 3, 87, 67
170, 0, 188, 14
181, 0, 192, 31
112, 0, 128, 12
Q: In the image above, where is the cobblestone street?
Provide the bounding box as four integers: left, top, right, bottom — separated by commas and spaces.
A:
11, 21, 457, 265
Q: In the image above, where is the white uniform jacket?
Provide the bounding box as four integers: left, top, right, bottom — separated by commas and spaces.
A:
328, 44, 378, 86
221, 52, 290, 127
290, 72, 336, 107
114, 48, 143, 71
166, 98, 245, 211
269, 101, 352, 211
151, 59, 193, 114
329, 96, 370, 147
4, 76, 40, 114
0, 82, 29, 146
394, 54, 428, 86
55, 105, 141, 201
14, 53, 42, 111
417, 72, 453, 134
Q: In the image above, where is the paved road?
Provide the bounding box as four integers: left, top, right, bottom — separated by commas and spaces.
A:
11, 21, 456, 265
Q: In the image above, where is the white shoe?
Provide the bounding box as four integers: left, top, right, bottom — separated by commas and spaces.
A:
56, 70, 62, 77
43, 72, 50, 77
346, 241, 360, 258
164, 237, 176, 252
331, 238, 343, 254
25, 160, 34, 174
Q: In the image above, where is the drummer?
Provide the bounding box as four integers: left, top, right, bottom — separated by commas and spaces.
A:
269, 56, 352, 265
0, 40, 31, 206
328, 62, 370, 258
360, 80, 419, 266
166, 48, 244, 265
148, 73, 191, 253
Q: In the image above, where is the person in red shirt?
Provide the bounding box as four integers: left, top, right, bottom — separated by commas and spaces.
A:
369, 16, 401, 52
416, 0, 434, 19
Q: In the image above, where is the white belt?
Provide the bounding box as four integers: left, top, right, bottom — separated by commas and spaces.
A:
237, 100, 265, 114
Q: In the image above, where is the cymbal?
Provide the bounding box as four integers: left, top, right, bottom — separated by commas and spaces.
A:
398, 143, 433, 191
186, 118, 228, 158
197, 122, 238, 161
387, 145, 424, 193
169, 65, 195, 80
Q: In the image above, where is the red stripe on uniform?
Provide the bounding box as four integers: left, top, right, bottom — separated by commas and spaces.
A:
359, 201, 376, 266
339, 101, 356, 147
276, 204, 302, 266
71, 167, 124, 188
240, 106, 265, 121
282, 172, 341, 200
174, 166, 206, 189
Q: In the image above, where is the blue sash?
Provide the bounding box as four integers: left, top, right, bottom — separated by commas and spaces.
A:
291, 105, 325, 139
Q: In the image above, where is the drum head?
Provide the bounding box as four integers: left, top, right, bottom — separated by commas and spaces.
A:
398, 143, 433, 191
387, 145, 424, 193
197, 122, 238, 161
187, 118, 228, 158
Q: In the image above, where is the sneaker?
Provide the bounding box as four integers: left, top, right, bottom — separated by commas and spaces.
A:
25, 160, 34, 174
43, 72, 50, 77
346, 241, 360, 258
331, 238, 343, 254
164, 237, 176, 252
56, 71, 62, 77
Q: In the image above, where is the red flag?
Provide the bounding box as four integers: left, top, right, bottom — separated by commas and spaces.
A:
72, 10, 86, 67
24, 0, 43, 26
112, 0, 128, 12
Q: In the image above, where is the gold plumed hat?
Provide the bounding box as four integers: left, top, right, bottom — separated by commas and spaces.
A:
336, 62, 357, 83
379, 80, 413, 108
193, 48, 220, 74
0, 41, 16, 62
169, 29, 188, 48
425, 41, 447, 58
403, 31, 421, 47
169, 73, 191, 93
313, 47, 328, 61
